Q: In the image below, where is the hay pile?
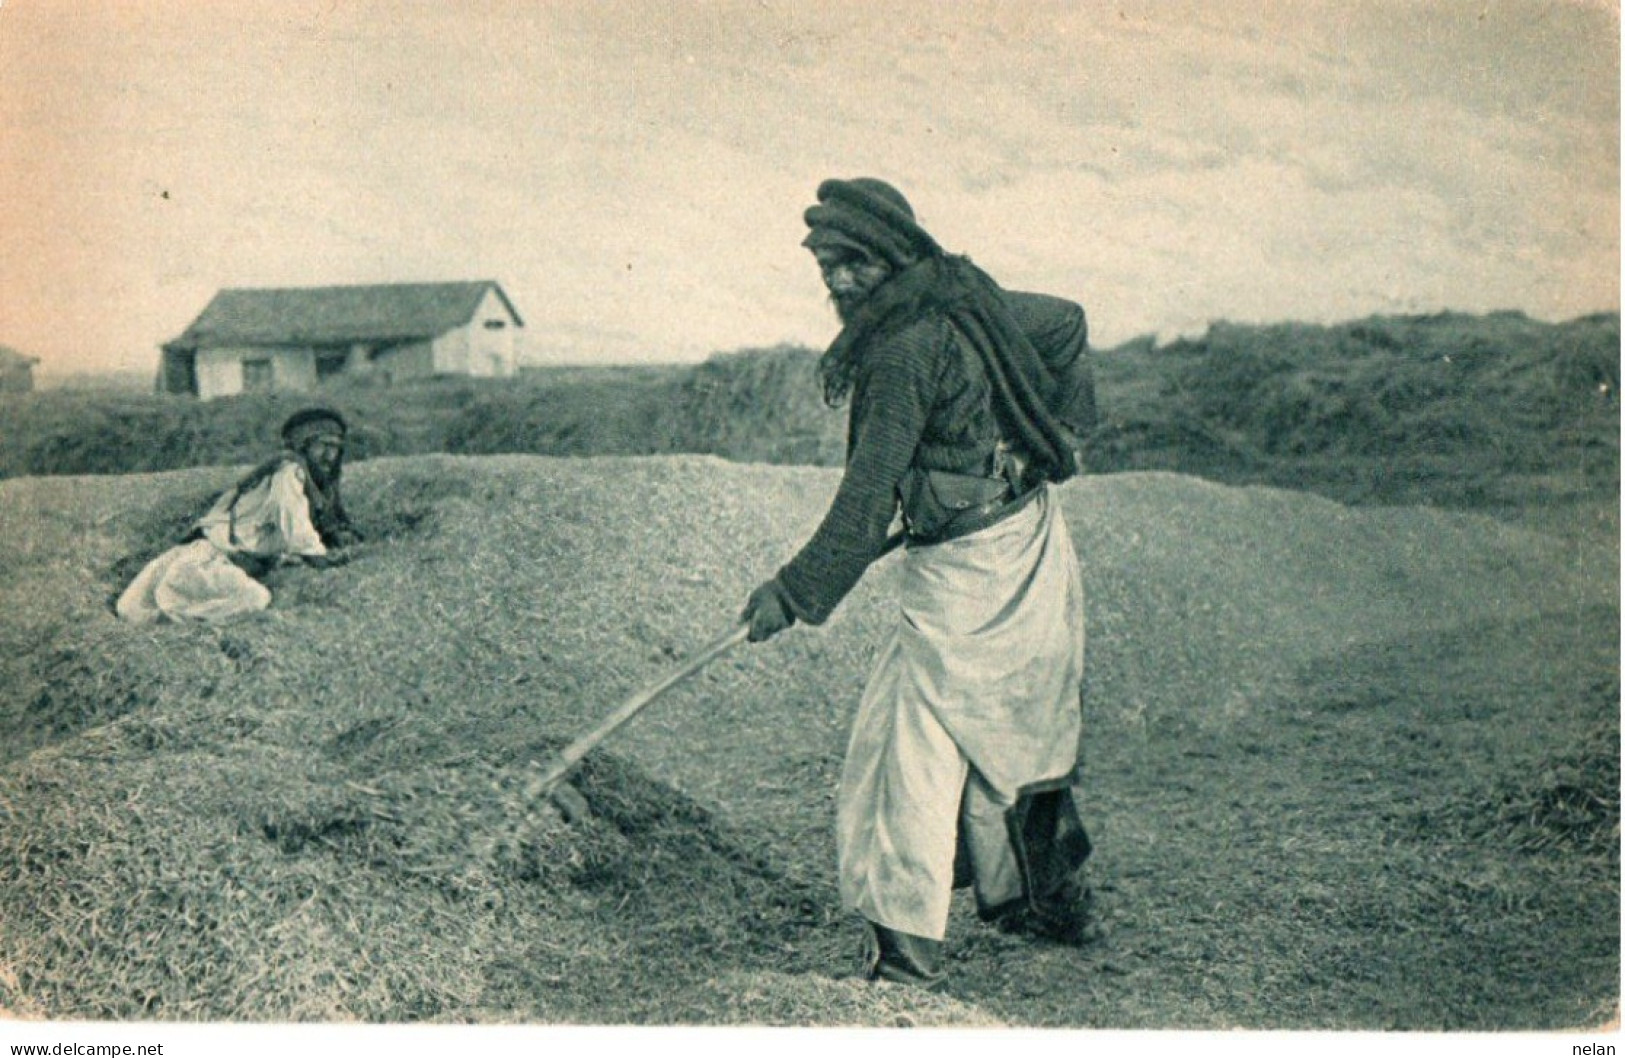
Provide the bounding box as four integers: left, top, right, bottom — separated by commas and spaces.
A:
3, 728, 580, 1020
0, 455, 980, 1024
0, 453, 1615, 1026
1412, 692, 1621, 859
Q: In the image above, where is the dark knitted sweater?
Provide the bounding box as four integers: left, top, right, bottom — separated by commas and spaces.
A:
775, 290, 1094, 624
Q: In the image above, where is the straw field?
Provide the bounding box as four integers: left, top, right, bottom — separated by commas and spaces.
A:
0, 450, 1615, 1027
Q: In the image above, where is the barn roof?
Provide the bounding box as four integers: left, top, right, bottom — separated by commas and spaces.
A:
0, 345, 39, 369
164, 281, 523, 350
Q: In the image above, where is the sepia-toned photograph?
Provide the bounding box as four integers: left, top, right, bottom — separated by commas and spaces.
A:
0, 2, 1617, 1054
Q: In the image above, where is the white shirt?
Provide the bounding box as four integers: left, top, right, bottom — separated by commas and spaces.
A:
197, 461, 327, 559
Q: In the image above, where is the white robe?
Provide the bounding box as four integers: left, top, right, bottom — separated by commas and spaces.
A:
115, 461, 328, 624
836, 486, 1085, 939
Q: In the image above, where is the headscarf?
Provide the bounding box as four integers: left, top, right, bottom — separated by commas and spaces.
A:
802, 177, 942, 268
803, 178, 1080, 483
281, 407, 347, 450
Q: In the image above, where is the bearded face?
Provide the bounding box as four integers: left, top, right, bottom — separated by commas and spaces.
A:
301, 435, 345, 488
814, 248, 892, 323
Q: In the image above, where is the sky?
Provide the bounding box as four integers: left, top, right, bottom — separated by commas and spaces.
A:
0, 0, 1618, 381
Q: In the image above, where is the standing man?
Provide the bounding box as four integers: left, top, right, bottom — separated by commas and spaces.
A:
116, 407, 363, 624
740, 178, 1099, 985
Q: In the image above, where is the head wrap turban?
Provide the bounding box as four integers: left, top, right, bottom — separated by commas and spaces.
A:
802, 178, 943, 269
281, 407, 347, 450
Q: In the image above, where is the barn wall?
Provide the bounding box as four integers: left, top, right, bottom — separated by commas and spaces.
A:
194, 349, 241, 400
374, 341, 434, 381
430, 327, 467, 376
467, 287, 518, 377
279, 349, 318, 391
195, 347, 318, 400
432, 288, 518, 377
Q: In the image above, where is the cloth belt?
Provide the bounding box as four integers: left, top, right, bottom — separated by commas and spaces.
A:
905, 483, 1042, 548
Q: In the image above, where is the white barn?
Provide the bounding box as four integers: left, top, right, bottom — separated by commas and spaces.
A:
159, 281, 524, 399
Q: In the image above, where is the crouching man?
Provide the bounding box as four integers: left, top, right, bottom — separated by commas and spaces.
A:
116, 407, 363, 624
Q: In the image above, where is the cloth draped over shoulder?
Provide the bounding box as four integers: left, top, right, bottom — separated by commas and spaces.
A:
824, 252, 1086, 482
207, 450, 354, 552
194, 454, 332, 558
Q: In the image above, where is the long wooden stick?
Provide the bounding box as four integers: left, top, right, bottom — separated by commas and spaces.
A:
530, 529, 907, 805
528, 622, 751, 798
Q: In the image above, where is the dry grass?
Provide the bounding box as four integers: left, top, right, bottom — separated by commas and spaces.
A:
0, 454, 1616, 1027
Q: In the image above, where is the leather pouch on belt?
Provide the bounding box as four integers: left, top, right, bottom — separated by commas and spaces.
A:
900, 468, 1012, 541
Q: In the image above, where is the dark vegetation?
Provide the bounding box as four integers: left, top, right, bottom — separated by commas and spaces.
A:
3, 311, 1617, 517
1090, 311, 1619, 513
